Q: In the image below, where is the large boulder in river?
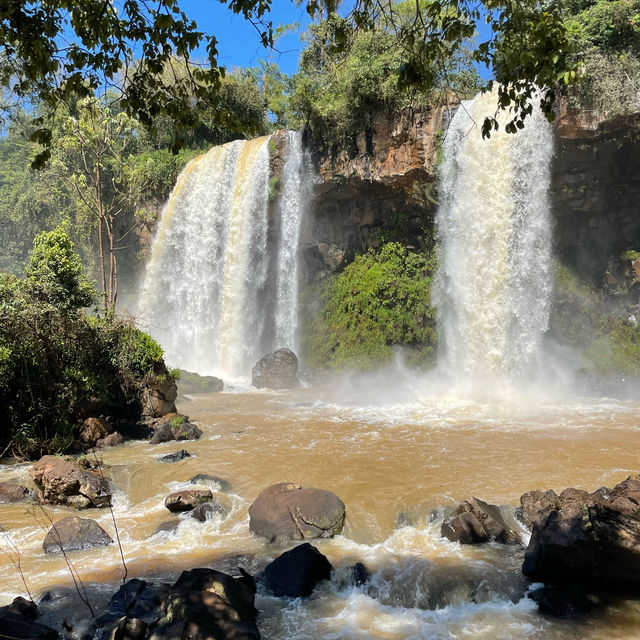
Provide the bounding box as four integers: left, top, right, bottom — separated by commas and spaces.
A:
251, 348, 298, 389
262, 543, 333, 598
30, 455, 111, 509
522, 475, 640, 590
441, 497, 522, 545
149, 413, 202, 444
43, 516, 113, 554
165, 488, 212, 513
249, 482, 345, 543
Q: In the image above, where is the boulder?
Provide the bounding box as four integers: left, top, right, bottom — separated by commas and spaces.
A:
0, 597, 58, 639
528, 584, 603, 618
79, 417, 111, 447
141, 373, 178, 418
158, 450, 191, 463
516, 489, 559, 529
42, 516, 113, 554
153, 520, 180, 535
149, 414, 202, 445
441, 497, 522, 545
177, 370, 224, 395
96, 431, 124, 448
0, 481, 32, 503
251, 348, 299, 389
190, 474, 231, 493
191, 497, 230, 522
93, 579, 164, 631
523, 475, 640, 590
165, 489, 212, 513
30, 455, 111, 509
262, 543, 333, 598
171, 421, 202, 442
149, 422, 173, 445
249, 482, 345, 543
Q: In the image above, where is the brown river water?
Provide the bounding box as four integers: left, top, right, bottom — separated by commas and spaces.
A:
1, 371, 640, 639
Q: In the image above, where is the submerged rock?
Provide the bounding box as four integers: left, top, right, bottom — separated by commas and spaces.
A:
190, 474, 231, 493
249, 482, 345, 543
42, 516, 113, 554
30, 455, 111, 509
523, 475, 640, 590
165, 489, 212, 513
441, 497, 522, 545
251, 348, 299, 389
262, 543, 333, 598
158, 450, 191, 463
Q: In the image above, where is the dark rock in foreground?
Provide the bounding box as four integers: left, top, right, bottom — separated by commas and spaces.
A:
165, 489, 212, 513
441, 497, 522, 545
0, 597, 58, 639
249, 482, 345, 543
528, 584, 603, 618
251, 348, 299, 389
30, 455, 111, 509
523, 475, 640, 590
158, 450, 191, 463
0, 481, 33, 503
43, 516, 113, 554
262, 543, 333, 598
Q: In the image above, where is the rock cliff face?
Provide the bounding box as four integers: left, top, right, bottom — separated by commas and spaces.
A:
302, 101, 640, 285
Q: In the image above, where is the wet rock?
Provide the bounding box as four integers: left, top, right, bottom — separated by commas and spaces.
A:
30, 455, 111, 509
154, 519, 180, 535
171, 421, 202, 442
94, 579, 165, 630
141, 371, 178, 418
0, 598, 58, 639
441, 497, 522, 545
149, 421, 174, 445
158, 450, 191, 463
0, 481, 33, 503
523, 475, 640, 590
251, 348, 299, 389
149, 414, 202, 445
528, 584, 603, 618
177, 370, 224, 394
42, 516, 113, 554
249, 482, 345, 543
350, 562, 371, 586
191, 497, 230, 522
96, 431, 124, 448
79, 417, 112, 447
190, 474, 231, 493
165, 489, 212, 513
262, 543, 333, 598
3, 596, 38, 619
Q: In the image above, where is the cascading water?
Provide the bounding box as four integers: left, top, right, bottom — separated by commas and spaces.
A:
139, 132, 308, 380
434, 91, 554, 380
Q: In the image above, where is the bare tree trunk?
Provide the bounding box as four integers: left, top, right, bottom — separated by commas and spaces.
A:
96, 162, 107, 311
108, 213, 117, 310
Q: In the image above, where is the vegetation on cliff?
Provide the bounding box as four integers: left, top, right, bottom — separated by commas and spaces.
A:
0, 228, 168, 457
302, 243, 437, 370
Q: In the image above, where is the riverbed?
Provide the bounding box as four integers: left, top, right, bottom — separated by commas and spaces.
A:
2, 374, 640, 639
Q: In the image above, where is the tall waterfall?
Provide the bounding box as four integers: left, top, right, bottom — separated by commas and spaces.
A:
139, 132, 308, 380
434, 91, 554, 379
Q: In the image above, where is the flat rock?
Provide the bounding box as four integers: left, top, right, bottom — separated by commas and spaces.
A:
262, 543, 333, 598
30, 455, 111, 509
43, 516, 113, 554
249, 482, 345, 543
165, 489, 212, 513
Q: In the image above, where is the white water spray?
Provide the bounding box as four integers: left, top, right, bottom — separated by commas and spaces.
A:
139, 133, 308, 380
435, 91, 554, 380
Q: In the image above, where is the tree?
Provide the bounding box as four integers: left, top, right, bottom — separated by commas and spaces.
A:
1, 0, 577, 160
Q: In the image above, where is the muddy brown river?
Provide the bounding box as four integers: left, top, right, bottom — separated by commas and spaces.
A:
2, 373, 640, 639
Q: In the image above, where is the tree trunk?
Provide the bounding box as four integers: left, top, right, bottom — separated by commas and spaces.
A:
96, 162, 107, 311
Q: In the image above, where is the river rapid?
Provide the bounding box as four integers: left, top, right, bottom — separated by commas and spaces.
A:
1, 371, 640, 639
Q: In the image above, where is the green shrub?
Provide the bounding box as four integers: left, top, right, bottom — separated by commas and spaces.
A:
302, 242, 437, 370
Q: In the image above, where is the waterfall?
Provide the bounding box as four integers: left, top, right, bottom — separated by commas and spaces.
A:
434, 91, 554, 379
139, 133, 308, 380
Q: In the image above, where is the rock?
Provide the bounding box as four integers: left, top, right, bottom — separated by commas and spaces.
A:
165, 489, 212, 513
158, 450, 191, 463
149, 414, 201, 445
108, 617, 147, 640
516, 489, 558, 529
249, 482, 346, 543
170, 421, 202, 441
528, 584, 603, 618
191, 498, 230, 522
441, 497, 522, 545
177, 370, 224, 394
30, 455, 111, 509
350, 562, 371, 587
141, 372, 178, 418
42, 516, 113, 554
154, 520, 180, 535
96, 579, 164, 626
0, 481, 32, 503
0, 597, 58, 639
262, 543, 333, 598
149, 422, 174, 445
251, 348, 299, 389
523, 475, 640, 590
79, 417, 111, 447
96, 431, 124, 448
190, 474, 231, 493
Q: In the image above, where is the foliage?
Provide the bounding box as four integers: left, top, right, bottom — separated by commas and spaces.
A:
25, 226, 95, 309
302, 242, 437, 369
0, 232, 167, 457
